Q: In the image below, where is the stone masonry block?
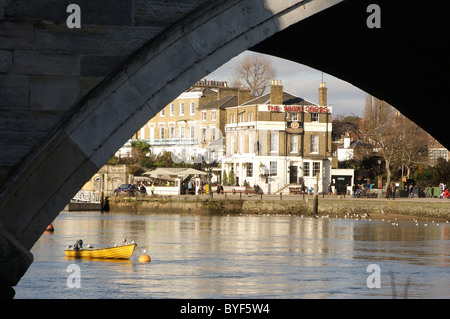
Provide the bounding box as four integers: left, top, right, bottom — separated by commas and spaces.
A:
6, 0, 133, 25
67, 79, 146, 159
13, 51, 80, 76
133, 0, 210, 27
89, 102, 156, 169
80, 54, 126, 77
29, 76, 101, 111
0, 50, 12, 73
0, 74, 28, 107
129, 36, 198, 99
0, 21, 34, 50
35, 25, 160, 55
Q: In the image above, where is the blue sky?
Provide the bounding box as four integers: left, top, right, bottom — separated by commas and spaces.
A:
207, 51, 367, 118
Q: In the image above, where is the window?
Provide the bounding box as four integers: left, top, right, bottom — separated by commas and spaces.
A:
291, 112, 299, 121
160, 108, 165, 116
159, 126, 165, 139
211, 128, 216, 141
311, 113, 319, 122
170, 103, 175, 116
202, 128, 206, 143
303, 162, 310, 177
202, 111, 206, 121
180, 102, 185, 116
239, 134, 244, 153
211, 110, 216, 121
246, 163, 253, 177
310, 135, 319, 153
313, 162, 320, 176
270, 130, 279, 153
270, 161, 277, 176
179, 125, 185, 138
230, 135, 235, 154
429, 148, 448, 164
290, 134, 298, 153
190, 126, 195, 139
190, 102, 195, 115
169, 126, 175, 138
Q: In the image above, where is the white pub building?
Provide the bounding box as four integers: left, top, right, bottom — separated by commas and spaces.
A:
222, 80, 333, 194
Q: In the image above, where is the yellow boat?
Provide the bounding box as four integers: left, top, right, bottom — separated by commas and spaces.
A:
65, 243, 136, 260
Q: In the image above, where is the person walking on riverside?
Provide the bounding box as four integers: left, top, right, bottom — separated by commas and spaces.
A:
386, 184, 392, 199
390, 182, 396, 200
352, 184, 357, 198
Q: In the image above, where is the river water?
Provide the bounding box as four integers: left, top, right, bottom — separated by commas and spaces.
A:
14, 211, 449, 299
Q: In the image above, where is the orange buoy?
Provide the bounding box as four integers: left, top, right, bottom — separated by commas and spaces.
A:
139, 249, 151, 263
46, 224, 54, 232
139, 254, 151, 263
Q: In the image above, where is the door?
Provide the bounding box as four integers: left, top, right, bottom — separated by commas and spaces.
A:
289, 166, 298, 184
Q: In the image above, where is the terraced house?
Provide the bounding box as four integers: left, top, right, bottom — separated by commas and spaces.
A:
118, 80, 251, 163
222, 80, 333, 194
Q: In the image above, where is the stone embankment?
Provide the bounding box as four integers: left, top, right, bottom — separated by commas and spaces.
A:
106, 195, 450, 221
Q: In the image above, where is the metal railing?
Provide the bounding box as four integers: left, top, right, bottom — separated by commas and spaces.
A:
71, 190, 101, 203
126, 138, 197, 146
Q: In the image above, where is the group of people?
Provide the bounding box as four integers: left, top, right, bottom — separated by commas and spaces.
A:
385, 182, 397, 199
351, 183, 371, 198
439, 182, 450, 199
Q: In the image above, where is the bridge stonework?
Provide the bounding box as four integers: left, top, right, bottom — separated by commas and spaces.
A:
0, 0, 339, 297
1, 0, 449, 298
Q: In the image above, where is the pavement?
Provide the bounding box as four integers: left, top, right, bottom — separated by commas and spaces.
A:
172, 193, 450, 203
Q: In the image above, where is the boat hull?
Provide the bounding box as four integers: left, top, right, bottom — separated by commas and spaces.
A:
65, 243, 136, 259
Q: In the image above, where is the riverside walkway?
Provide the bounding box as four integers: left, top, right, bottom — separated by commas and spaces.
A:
107, 193, 450, 221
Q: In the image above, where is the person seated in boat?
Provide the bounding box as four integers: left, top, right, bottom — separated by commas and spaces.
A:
73, 239, 83, 251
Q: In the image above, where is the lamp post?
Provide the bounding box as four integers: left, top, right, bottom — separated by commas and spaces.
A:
377, 159, 382, 189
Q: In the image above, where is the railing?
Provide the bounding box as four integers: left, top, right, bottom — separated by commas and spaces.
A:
71, 190, 101, 203
126, 138, 198, 146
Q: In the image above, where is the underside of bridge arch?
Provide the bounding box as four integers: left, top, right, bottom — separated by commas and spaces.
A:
252, 0, 450, 151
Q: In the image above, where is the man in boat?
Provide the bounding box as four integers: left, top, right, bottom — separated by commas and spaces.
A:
73, 239, 83, 251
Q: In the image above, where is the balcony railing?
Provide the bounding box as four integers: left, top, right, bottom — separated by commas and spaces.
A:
127, 138, 198, 146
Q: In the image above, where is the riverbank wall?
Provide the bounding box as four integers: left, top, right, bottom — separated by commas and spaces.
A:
106, 196, 450, 221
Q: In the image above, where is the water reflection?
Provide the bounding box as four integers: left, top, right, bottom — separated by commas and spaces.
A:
15, 211, 450, 299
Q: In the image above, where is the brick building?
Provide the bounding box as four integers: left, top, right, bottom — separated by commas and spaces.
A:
117, 80, 250, 163
221, 80, 333, 194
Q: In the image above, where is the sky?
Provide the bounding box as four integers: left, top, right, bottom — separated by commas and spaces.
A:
207, 51, 367, 118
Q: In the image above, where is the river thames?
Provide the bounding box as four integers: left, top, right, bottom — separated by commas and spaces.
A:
14, 211, 449, 299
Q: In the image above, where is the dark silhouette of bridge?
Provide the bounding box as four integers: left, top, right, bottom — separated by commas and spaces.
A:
0, 0, 448, 297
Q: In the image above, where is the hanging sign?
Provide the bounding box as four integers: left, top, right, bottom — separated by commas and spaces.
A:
286, 121, 303, 133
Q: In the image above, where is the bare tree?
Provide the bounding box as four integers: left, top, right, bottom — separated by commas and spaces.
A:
232, 54, 276, 96
361, 95, 399, 187
392, 114, 428, 179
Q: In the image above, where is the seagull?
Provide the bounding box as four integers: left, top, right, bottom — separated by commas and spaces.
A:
142, 249, 147, 254
123, 238, 127, 244
87, 244, 93, 248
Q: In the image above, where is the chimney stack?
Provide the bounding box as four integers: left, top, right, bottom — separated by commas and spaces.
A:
238, 88, 251, 105
270, 80, 283, 104
319, 82, 327, 106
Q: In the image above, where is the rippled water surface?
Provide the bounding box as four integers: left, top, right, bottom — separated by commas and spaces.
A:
15, 211, 449, 299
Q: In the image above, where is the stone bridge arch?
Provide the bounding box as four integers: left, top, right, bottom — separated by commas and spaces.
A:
0, 0, 342, 297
